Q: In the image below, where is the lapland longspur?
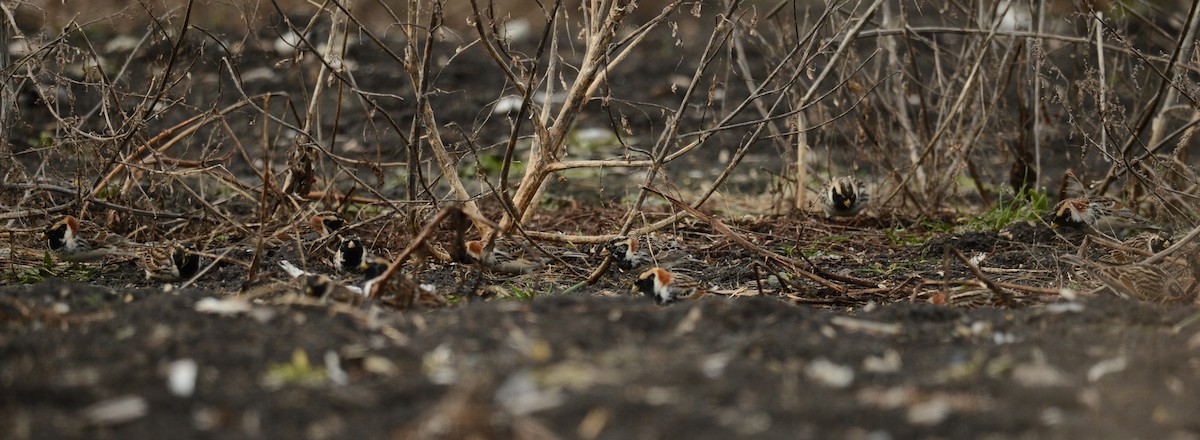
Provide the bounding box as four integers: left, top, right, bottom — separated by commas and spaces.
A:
818, 176, 869, 218
1062, 254, 1191, 304
44, 215, 136, 262
1100, 231, 1173, 264
603, 235, 646, 269
464, 240, 502, 266
304, 275, 364, 304
1051, 196, 1153, 235
603, 235, 698, 270
142, 242, 201, 282
632, 267, 707, 305
310, 211, 346, 237
332, 236, 367, 272
463, 239, 546, 274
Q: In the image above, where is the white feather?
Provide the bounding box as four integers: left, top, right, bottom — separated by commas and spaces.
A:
278, 260, 311, 279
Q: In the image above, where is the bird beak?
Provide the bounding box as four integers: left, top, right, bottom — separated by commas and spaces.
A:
842, 199, 852, 208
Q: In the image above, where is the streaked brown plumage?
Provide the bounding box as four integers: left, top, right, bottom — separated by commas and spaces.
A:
1099, 231, 1172, 264
462, 240, 545, 274
44, 215, 134, 262
1063, 254, 1191, 304
142, 242, 200, 282
603, 235, 645, 269
310, 211, 347, 236
1051, 196, 1153, 236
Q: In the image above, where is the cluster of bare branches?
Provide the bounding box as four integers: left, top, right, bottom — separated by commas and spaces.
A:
1, 0, 1198, 292
826, 0, 1200, 225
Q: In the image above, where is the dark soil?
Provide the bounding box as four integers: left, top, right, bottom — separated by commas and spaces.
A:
5, 276, 1200, 439
5, 211, 1200, 439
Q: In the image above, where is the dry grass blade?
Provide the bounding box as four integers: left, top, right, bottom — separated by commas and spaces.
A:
950, 247, 1015, 306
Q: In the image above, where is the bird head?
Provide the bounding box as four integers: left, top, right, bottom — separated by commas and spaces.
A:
304, 275, 334, 298
173, 243, 201, 279
1148, 232, 1172, 253
602, 235, 630, 253
310, 212, 346, 236
604, 235, 642, 268
335, 237, 365, 271
1050, 199, 1084, 229
362, 257, 390, 279
45, 216, 78, 250
464, 240, 490, 264
632, 267, 670, 302
830, 180, 858, 208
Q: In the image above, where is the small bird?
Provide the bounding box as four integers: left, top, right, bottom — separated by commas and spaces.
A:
359, 256, 392, 299
1141, 230, 1173, 254
603, 235, 697, 270
362, 256, 390, 278
463, 240, 546, 274
1062, 254, 1190, 304
930, 288, 998, 308
142, 242, 201, 282
818, 176, 869, 218
604, 236, 646, 269
44, 215, 135, 262
304, 275, 363, 304
332, 236, 366, 272
632, 267, 707, 305
1051, 196, 1153, 236
1100, 231, 1172, 264
310, 211, 347, 236
464, 240, 501, 266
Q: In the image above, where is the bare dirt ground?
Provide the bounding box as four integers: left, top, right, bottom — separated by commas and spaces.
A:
5, 210, 1200, 439
3, 279, 1200, 439
4, 2, 1200, 439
